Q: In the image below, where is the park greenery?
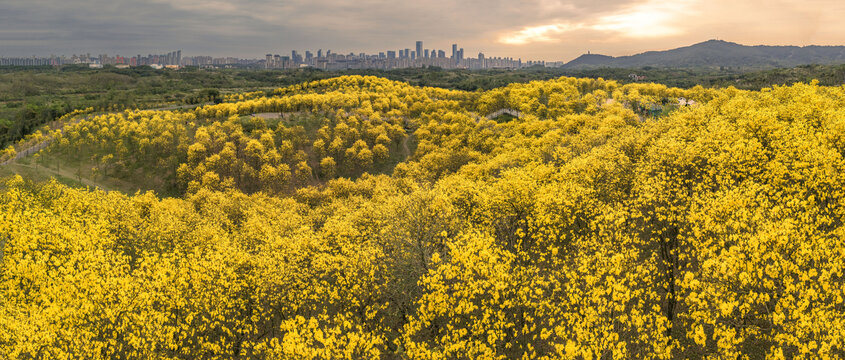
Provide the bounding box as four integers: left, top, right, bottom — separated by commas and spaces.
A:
1, 73, 844, 359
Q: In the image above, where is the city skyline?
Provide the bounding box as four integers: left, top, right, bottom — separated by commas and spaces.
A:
1, 0, 843, 61
0, 40, 554, 70
263, 41, 544, 70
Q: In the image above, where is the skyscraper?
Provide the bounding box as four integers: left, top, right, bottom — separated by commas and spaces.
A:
416, 41, 423, 61
451, 44, 457, 60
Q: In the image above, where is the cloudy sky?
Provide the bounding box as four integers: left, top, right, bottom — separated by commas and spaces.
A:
1, 0, 843, 61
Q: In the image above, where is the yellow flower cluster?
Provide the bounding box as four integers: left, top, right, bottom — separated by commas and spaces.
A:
3, 76, 845, 359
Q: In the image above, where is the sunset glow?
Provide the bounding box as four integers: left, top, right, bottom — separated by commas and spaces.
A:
499, 23, 583, 45
499, 0, 697, 45
592, 0, 693, 38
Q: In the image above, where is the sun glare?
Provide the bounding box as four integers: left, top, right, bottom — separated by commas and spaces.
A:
592, 1, 690, 38
499, 23, 583, 45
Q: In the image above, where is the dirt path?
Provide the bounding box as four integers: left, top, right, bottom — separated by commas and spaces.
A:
148, 102, 212, 111
486, 108, 521, 119
401, 135, 411, 159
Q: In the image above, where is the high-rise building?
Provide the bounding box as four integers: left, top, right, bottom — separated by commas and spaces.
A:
387, 51, 396, 59
451, 44, 457, 60
424, 49, 430, 58
416, 41, 423, 60
411, 51, 415, 60
317, 49, 323, 58
438, 50, 446, 58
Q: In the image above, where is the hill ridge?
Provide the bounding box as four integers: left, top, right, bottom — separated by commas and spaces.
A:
563, 39, 845, 69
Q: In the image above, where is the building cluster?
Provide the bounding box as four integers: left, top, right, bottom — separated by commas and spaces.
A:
0, 49, 263, 69
265, 41, 552, 70
0, 51, 183, 68
2, 41, 563, 70
133, 51, 182, 67
182, 56, 256, 67
0, 56, 63, 67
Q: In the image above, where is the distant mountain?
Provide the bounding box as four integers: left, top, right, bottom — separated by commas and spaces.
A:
562, 53, 614, 68
563, 40, 845, 69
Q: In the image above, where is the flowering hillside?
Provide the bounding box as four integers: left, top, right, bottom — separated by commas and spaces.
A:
2, 76, 844, 359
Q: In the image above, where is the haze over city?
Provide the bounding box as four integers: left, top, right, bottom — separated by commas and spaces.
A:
2, 0, 844, 60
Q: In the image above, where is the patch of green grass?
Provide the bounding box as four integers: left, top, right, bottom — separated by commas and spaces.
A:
369, 135, 416, 176
491, 114, 518, 123
25, 150, 178, 195
0, 162, 87, 189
